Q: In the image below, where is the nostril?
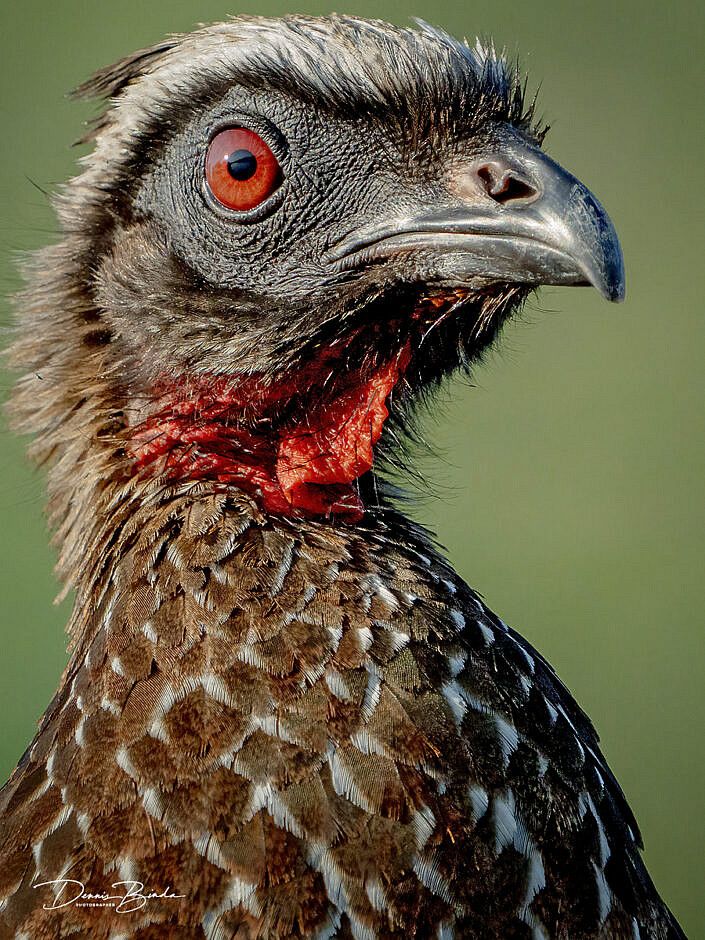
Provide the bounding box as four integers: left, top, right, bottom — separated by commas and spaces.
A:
476, 165, 538, 205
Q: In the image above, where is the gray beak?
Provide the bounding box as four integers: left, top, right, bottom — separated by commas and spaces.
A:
328, 133, 625, 303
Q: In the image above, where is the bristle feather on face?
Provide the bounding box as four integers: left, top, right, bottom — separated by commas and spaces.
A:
75, 16, 541, 143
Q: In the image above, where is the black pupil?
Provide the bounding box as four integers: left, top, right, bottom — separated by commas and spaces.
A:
227, 149, 257, 181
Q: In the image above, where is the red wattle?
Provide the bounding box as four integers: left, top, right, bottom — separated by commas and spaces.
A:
130, 344, 410, 521
276, 347, 410, 507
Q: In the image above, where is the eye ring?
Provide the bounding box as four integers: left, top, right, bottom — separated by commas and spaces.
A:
204, 126, 284, 217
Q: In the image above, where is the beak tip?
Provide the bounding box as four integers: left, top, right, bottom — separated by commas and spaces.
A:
604, 278, 626, 303
604, 258, 626, 304
590, 239, 625, 303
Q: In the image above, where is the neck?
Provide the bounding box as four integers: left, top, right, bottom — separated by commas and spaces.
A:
9, 237, 504, 603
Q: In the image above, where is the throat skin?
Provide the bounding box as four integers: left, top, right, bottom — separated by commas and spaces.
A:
130, 344, 411, 522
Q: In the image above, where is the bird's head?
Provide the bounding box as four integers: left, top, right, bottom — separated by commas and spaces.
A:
13, 15, 624, 527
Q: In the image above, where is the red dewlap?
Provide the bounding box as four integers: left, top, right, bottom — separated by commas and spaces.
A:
130, 345, 410, 521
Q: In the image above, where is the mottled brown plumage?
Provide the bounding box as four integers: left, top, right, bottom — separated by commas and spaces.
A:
0, 15, 684, 940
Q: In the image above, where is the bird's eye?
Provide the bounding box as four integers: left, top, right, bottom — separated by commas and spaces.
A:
205, 127, 282, 212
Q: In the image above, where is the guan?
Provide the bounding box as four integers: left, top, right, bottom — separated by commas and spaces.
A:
0, 15, 685, 940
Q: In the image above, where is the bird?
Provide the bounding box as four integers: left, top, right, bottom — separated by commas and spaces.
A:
0, 13, 686, 940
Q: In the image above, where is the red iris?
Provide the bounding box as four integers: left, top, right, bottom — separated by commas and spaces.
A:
205, 127, 282, 211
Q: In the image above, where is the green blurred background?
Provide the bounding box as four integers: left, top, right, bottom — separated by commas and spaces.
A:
0, 0, 702, 934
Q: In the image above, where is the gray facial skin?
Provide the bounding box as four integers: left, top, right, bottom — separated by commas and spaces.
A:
136, 89, 623, 306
